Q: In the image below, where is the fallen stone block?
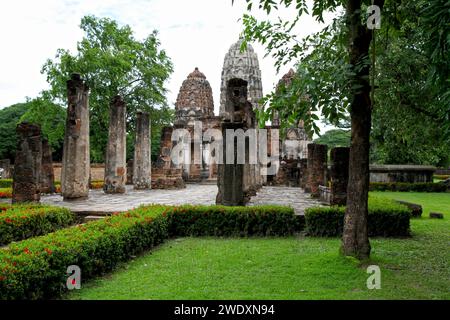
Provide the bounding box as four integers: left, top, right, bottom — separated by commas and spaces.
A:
395, 200, 422, 218
429, 212, 444, 219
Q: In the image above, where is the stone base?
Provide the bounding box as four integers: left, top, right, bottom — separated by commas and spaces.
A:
103, 183, 126, 194
151, 168, 185, 189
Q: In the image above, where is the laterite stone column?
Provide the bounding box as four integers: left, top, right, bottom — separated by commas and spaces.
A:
299, 158, 308, 189
216, 122, 245, 206
330, 147, 350, 206
12, 122, 42, 203
40, 139, 55, 194
305, 143, 328, 197
61, 73, 90, 200
104, 95, 127, 194
133, 111, 151, 189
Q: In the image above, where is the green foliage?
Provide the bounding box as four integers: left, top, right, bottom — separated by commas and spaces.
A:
0, 204, 297, 299
41, 15, 174, 162
420, 0, 450, 107
0, 103, 29, 160
63, 192, 450, 300
165, 205, 301, 237
238, 1, 449, 166
305, 198, 411, 237
0, 206, 168, 299
0, 201, 420, 299
314, 129, 350, 150
370, 1, 450, 166
0, 179, 13, 188
19, 95, 66, 152
0, 205, 75, 246
369, 182, 448, 193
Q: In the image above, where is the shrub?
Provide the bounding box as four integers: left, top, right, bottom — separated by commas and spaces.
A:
0, 179, 13, 188
0, 188, 12, 199
305, 198, 411, 237
434, 175, 450, 181
0, 205, 168, 299
165, 205, 299, 237
0, 202, 411, 299
0, 205, 75, 246
369, 182, 448, 192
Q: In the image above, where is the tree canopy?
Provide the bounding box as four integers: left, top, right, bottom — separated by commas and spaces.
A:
236, 0, 449, 259
42, 15, 174, 162
314, 129, 351, 150
0, 103, 29, 161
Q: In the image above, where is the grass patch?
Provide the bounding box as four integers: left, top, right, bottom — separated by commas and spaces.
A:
67, 234, 449, 300
370, 192, 450, 217
67, 192, 449, 300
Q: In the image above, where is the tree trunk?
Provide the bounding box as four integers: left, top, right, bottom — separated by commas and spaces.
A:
341, 0, 384, 259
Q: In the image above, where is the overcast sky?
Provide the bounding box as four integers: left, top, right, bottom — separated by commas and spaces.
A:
0, 0, 336, 131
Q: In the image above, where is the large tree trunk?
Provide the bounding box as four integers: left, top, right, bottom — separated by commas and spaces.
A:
341, 0, 384, 259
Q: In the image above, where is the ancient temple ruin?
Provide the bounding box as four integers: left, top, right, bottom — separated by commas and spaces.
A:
266, 69, 312, 187
173, 67, 221, 182
215, 39, 266, 205
220, 38, 264, 115
47, 39, 319, 201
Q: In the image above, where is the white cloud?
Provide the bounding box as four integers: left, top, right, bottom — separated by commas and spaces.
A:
0, 0, 336, 134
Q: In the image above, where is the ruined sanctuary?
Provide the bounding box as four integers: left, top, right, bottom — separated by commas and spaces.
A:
2, 38, 369, 215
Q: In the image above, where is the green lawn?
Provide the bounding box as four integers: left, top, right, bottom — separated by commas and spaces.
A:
66, 192, 450, 300
370, 192, 450, 217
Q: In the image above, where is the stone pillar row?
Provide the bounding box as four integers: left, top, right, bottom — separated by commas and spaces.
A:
13, 74, 153, 203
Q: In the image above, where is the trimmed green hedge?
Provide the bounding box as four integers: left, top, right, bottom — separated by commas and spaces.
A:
0, 202, 410, 299
165, 205, 300, 237
305, 198, 411, 237
369, 182, 448, 192
0, 205, 75, 246
0, 179, 13, 188
0, 205, 297, 299
0, 206, 168, 299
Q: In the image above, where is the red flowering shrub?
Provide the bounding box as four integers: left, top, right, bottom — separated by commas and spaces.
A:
0, 188, 12, 199
0, 205, 168, 299
0, 204, 299, 299
0, 205, 75, 246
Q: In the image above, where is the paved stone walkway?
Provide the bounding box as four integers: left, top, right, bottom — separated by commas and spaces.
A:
2, 184, 323, 215
247, 186, 324, 215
